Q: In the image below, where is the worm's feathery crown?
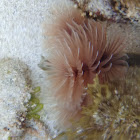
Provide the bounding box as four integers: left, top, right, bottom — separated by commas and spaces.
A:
43, 7, 128, 110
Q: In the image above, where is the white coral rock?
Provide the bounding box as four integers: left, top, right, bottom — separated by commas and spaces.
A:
0, 58, 31, 139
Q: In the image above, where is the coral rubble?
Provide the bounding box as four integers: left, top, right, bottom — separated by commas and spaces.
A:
71, 0, 140, 24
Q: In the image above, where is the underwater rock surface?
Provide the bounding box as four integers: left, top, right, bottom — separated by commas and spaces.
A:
0, 58, 31, 139
71, 0, 140, 24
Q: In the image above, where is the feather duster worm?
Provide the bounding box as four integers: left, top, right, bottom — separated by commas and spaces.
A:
41, 1, 128, 130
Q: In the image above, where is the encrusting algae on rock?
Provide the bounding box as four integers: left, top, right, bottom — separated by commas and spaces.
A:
0, 58, 44, 139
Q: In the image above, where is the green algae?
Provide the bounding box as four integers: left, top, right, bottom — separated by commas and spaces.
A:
8, 136, 11, 140
27, 86, 43, 120
31, 86, 41, 94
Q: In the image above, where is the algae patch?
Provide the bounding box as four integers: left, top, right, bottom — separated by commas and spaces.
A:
26, 86, 43, 120
55, 67, 140, 140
